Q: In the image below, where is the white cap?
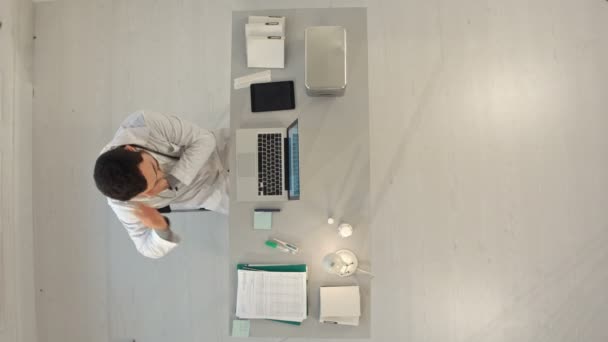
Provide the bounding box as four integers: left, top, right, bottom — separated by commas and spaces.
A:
327, 217, 335, 225
338, 223, 353, 238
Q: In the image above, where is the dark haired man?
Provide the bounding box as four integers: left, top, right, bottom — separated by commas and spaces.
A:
94, 111, 229, 259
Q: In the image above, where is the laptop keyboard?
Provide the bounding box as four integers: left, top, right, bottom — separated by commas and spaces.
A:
258, 133, 283, 196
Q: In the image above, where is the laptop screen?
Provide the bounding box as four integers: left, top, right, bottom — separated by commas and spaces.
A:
287, 120, 300, 200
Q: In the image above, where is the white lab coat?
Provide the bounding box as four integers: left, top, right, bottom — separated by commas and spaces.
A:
100, 110, 230, 259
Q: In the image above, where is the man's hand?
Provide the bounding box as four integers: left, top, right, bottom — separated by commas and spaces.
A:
135, 204, 168, 230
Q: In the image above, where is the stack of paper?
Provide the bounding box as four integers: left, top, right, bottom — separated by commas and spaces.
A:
319, 286, 361, 326
246, 16, 286, 68
236, 269, 307, 322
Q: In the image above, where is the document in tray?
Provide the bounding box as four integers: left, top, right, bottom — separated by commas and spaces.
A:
246, 15, 286, 69
236, 270, 307, 322
246, 36, 285, 68
246, 23, 285, 37
249, 15, 286, 27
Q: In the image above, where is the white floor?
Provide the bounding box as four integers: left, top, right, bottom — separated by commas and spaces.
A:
32, 0, 608, 341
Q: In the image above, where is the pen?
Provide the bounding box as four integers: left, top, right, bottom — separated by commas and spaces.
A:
265, 238, 299, 254
241, 266, 261, 271
272, 238, 299, 253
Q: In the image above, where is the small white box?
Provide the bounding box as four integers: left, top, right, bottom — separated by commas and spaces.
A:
246, 23, 285, 37
319, 286, 361, 326
248, 15, 286, 28
246, 36, 285, 69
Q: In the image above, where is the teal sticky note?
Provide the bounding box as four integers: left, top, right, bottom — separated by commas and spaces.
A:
254, 211, 272, 230
232, 319, 250, 337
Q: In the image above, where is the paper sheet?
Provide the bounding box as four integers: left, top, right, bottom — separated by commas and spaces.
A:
253, 211, 272, 230
233, 70, 272, 90
231, 319, 250, 337
236, 270, 307, 321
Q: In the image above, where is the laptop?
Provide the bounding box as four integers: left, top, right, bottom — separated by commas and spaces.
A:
236, 119, 300, 202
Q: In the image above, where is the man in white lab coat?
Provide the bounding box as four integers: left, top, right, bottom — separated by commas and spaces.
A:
94, 111, 230, 259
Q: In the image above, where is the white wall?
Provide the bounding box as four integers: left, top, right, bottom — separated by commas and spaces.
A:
0, 0, 36, 342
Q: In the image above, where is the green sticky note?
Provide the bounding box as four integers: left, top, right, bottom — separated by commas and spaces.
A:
232, 319, 250, 337
254, 211, 272, 230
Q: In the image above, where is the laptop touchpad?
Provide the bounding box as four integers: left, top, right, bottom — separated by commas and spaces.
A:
237, 153, 256, 177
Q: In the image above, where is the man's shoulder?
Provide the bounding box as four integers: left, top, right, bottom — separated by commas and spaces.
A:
100, 110, 152, 154
106, 196, 128, 207
121, 110, 148, 128
106, 197, 138, 214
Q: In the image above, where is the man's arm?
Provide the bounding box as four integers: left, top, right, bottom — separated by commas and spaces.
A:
142, 111, 217, 187
109, 201, 180, 259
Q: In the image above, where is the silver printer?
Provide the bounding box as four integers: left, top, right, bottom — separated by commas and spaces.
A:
305, 26, 347, 97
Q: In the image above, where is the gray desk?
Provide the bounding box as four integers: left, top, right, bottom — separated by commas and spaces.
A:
229, 8, 370, 339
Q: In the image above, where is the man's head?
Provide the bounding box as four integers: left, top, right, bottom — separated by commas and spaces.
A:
94, 146, 167, 201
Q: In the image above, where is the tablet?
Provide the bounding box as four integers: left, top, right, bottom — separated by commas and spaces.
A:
250, 81, 295, 112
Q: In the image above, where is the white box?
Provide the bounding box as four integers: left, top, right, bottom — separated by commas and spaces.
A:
246, 36, 285, 69
319, 286, 360, 326
246, 22, 285, 37
249, 15, 286, 28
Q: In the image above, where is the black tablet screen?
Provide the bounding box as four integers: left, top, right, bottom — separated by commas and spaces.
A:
250, 81, 295, 112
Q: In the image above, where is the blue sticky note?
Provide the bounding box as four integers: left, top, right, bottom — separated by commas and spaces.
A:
254, 211, 272, 230
232, 319, 250, 337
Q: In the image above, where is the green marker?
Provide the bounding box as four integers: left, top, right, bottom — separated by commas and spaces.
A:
265, 238, 299, 254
